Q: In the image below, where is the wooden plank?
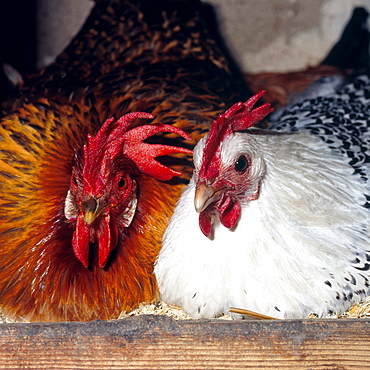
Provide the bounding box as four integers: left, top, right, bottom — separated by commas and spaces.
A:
0, 316, 370, 369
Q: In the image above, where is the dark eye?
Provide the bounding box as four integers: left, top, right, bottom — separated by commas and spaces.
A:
118, 178, 127, 190
73, 176, 78, 185
234, 155, 248, 173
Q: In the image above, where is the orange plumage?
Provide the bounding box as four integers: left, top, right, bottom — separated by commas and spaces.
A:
0, 0, 250, 321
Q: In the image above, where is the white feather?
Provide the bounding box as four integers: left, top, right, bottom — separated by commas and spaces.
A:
155, 130, 370, 319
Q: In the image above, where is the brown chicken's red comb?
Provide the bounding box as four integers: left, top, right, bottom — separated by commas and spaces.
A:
199, 91, 274, 179
82, 112, 192, 192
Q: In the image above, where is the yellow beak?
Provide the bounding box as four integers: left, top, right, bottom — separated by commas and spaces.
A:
194, 181, 223, 213
81, 197, 107, 225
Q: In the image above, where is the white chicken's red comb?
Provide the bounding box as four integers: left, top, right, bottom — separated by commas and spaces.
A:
199, 91, 274, 180
82, 112, 192, 193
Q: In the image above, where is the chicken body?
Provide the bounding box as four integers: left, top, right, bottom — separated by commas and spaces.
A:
155, 75, 370, 319
0, 0, 250, 322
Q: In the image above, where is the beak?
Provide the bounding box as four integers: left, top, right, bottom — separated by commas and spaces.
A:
81, 196, 107, 224
194, 181, 223, 213
73, 195, 116, 269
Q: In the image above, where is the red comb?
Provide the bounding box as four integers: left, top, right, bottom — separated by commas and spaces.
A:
82, 112, 192, 194
199, 91, 273, 180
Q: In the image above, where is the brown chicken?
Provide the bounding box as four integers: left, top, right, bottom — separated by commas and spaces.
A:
0, 0, 251, 321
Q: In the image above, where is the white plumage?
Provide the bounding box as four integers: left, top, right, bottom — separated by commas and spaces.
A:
155, 76, 370, 319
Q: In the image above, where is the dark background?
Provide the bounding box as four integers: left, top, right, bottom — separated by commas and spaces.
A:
0, 0, 37, 102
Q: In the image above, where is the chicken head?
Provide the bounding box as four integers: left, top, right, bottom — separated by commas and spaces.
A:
64, 112, 192, 268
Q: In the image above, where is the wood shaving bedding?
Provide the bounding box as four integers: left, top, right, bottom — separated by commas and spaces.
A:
2, 299, 370, 323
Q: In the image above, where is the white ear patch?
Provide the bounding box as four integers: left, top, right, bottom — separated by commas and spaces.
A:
64, 190, 79, 220
121, 180, 137, 228
122, 198, 138, 227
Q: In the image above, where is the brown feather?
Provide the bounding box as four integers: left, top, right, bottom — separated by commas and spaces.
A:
0, 0, 251, 321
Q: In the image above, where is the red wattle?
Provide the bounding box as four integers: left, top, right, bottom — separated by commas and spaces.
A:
72, 213, 90, 268
218, 196, 241, 229
98, 212, 118, 268
199, 211, 212, 237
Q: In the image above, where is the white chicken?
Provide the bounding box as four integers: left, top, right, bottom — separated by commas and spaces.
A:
155, 77, 370, 319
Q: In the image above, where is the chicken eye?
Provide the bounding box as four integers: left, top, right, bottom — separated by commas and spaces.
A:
234, 155, 248, 172
118, 178, 127, 190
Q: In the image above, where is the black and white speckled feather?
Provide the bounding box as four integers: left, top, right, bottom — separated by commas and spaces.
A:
155, 74, 370, 320
269, 74, 370, 188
